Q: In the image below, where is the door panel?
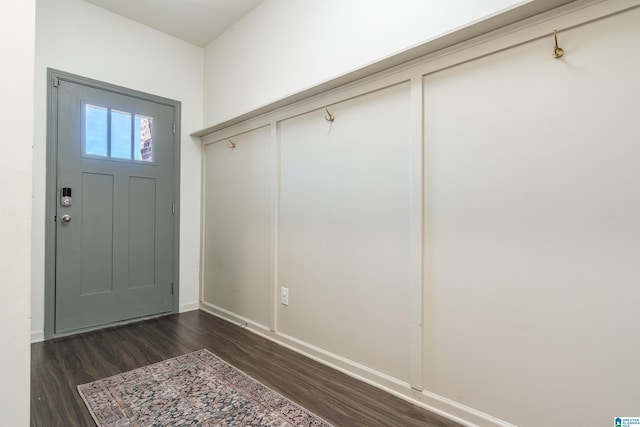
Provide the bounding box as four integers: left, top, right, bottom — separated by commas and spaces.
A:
80, 172, 114, 295
54, 79, 176, 334
128, 176, 157, 289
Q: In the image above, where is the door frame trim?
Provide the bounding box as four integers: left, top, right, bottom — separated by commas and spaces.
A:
44, 69, 181, 339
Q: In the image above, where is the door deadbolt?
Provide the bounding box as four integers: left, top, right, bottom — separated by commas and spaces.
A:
61, 214, 72, 224
60, 187, 72, 206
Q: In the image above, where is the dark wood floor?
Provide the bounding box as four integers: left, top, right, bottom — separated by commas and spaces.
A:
31, 310, 461, 426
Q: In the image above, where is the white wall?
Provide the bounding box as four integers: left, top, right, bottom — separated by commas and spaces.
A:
277, 84, 413, 381
32, 0, 204, 339
199, 1, 640, 425
423, 6, 640, 425
203, 0, 542, 126
203, 126, 272, 325
0, 0, 34, 423
202, 83, 415, 383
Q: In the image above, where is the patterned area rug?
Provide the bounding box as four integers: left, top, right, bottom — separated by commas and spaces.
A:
78, 349, 333, 426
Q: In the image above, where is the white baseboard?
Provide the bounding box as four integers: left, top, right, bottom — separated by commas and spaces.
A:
31, 330, 44, 343
179, 302, 200, 313
198, 302, 514, 427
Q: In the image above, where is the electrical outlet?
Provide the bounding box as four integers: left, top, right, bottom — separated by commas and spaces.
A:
280, 287, 289, 306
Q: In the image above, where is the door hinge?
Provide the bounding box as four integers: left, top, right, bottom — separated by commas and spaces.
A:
172, 122, 176, 135
53, 77, 60, 88
172, 202, 175, 215
171, 283, 174, 295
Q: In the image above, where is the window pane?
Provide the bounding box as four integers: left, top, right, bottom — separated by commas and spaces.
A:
111, 110, 132, 159
135, 115, 154, 162
85, 105, 108, 157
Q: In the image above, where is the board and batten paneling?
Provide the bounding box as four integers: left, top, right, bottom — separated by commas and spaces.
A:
277, 82, 413, 382
200, 3, 640, 426
423, 6, 640, 426
203, 126, 272, 325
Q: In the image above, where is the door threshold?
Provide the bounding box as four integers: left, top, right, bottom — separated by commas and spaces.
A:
50, 311, 174, 340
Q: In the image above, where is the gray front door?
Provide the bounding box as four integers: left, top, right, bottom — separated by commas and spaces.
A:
52, 74, 178, 334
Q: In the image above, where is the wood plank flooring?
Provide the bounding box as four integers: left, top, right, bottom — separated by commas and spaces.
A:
31, 310, 461, 426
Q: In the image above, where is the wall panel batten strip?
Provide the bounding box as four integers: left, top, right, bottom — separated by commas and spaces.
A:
409, 76, 424, 391
269, 122, 279, 332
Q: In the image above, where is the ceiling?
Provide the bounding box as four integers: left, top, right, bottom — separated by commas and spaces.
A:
82, 0, 265, 47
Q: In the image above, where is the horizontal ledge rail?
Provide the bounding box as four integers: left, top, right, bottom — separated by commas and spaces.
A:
191, 0, 575, 138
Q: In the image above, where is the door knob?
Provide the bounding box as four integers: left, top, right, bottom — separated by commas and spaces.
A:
61, 214, 72, 224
